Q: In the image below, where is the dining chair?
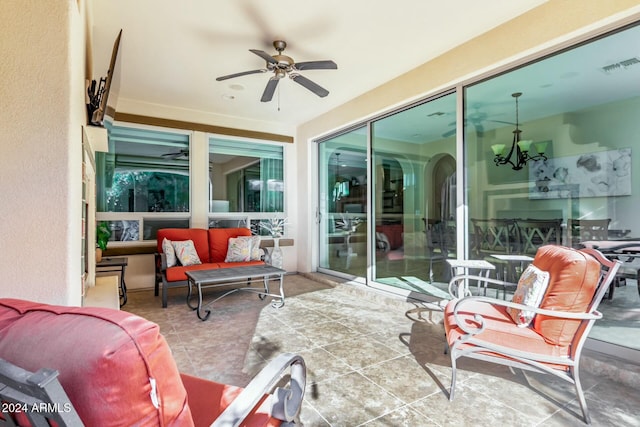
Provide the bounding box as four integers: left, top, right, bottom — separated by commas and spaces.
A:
471, 218, 520, 284
471, 218, 520, 256
432, 219, 457, 260
567, 218, 611, 248
376, 229, 447, 282
516, 218, 563, 255
405, 229, 449, 282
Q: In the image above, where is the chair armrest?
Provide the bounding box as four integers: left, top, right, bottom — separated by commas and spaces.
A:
448, 274, 517, 298
212, 352, 306, 427
155, 252, 168, 271
451, 295, 603, 336
0, 357, 83, 426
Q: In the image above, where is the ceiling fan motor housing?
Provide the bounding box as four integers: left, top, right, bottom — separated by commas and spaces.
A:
273, 40, 287, 52
272, 54, 294, 69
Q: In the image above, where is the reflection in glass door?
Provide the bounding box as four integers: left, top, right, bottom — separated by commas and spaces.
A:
318, 127, 368, 277
371, 93, 457, 298
463, 23, 640, 356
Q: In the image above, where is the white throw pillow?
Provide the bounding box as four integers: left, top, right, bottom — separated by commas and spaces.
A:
248, 236, 262, 261
172, 240, 202, 266
162, 238, 177, 268
507, 264, 550, 327
225, 236, 255, 262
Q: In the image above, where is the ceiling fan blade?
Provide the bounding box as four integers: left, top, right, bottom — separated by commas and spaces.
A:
442, 129, 456, 138
488, 120, 517, 125
249, 49, 278, 65
290, 74, 329, 97
216, 69, 267, 81
261, 77, 279, 102
294, 60, 337, 70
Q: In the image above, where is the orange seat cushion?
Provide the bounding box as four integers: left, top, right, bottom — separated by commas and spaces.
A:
180, 373, 280, 427
531, 245, 600, 346
165, 263, 221, 282
444, 299, 571, 361
164, 262, 265, 282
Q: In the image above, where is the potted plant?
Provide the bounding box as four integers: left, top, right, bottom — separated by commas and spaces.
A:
95, 221, 111, 263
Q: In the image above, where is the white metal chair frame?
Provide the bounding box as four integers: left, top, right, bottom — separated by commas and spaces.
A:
445, 248, 620, 424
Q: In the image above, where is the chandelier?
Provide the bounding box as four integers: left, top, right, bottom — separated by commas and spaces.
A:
491, 92, 548, 170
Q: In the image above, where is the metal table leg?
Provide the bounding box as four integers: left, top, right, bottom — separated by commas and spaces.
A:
186, 278, 211, 321
119, 265, 127, 307
270, 273, 285, 308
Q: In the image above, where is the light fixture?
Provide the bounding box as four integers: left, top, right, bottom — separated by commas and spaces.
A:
491, 92, 548, 170
334, 153, 341, 180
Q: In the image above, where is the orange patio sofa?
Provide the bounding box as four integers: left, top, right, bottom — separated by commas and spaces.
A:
156, 227, 265, 308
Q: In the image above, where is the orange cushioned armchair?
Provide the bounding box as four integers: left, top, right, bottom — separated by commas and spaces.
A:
444, 245, 620, 424
0, 298, 305, 426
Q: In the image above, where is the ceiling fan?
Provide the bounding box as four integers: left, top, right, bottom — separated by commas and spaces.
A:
216, 40, 337, 102
162, 148, 189, 159
442, 106, 514, 138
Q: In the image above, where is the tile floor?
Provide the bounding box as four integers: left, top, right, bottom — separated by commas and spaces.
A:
124, 274, 640, 427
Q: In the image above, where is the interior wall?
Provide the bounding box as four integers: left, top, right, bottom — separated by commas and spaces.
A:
574, 97, 640, 231
117, 98, 295, 137
467, 97, 640, 235
0, 0, 87, 305
295, 0, 640, 273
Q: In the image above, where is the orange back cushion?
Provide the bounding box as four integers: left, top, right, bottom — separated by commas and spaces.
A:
0, 298, 194, 426
531, 245, 601, 346
208, 227, 252, 262
157, 228, 210, 263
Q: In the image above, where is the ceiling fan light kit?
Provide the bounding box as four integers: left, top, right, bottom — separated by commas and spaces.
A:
216, 40, 337, 102
491, 92, 548, 170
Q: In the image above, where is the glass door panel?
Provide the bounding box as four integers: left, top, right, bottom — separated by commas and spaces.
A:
371, 93, 457, 298
318, 128, 368, 277
464, 23, 640, 353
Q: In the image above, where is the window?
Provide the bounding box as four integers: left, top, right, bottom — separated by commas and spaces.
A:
96, 124, 191, 242
97, 125, 190, 213
209, 136, 284, 213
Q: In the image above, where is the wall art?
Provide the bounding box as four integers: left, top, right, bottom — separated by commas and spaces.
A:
529, 148, 631, 199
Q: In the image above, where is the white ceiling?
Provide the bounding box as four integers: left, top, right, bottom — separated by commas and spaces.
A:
89, 0, 548, 132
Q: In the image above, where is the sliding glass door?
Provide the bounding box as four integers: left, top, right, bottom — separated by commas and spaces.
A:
464, 23, 640, 355
371, 93, 457, 297
318, 127, 367, 278
315, 21, 640, 361
317, 93, 458, 298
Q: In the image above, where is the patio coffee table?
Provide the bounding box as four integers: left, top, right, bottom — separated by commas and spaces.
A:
185, 265, 286, 321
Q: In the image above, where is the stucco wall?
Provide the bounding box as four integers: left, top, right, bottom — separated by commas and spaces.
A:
0, 0, 87, 305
